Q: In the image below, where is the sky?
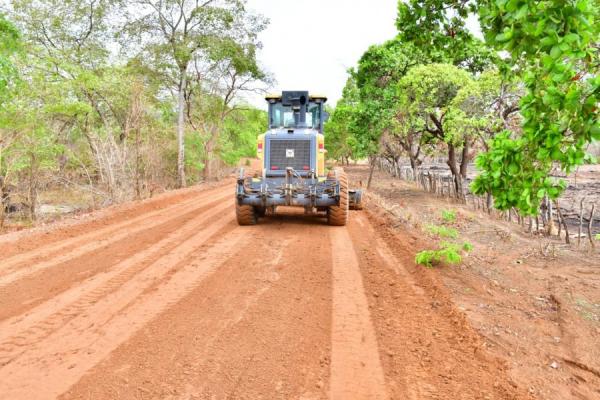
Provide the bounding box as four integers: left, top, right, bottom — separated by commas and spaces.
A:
244, 0, 399, 109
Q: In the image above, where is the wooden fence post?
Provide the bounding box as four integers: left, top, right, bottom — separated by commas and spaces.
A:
588, 203, 596, 250
578, 198, 585, 247
556, 200, 570, 244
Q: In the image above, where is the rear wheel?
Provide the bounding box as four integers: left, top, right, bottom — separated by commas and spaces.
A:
327, 169, 349, 226
236, 200, 257, 225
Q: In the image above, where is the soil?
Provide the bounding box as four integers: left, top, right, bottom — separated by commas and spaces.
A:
0, 167, 595, 399
348, 164, 600, 400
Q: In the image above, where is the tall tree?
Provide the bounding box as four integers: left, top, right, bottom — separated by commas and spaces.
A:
394, 0, 599, 214
186, 33, 268, 180
126, 0, 266, 187
472, 0, 600, 214
396, 63, 473, 191
325, 76, 362, 164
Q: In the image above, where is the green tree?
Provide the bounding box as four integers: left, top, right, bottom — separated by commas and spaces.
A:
0, 13, 19, 103
354, 40, 424, 171
125, 0, 267, 187
396, 0, 497, 73
446, 70, 522, 153
397, 63, 473, 191
393, 0, 599, 215
472, 0, 600, 214
325, 76, 363, 164
185, 32, 268, 180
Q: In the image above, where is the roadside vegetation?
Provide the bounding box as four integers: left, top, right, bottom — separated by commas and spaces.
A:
0, 1, 268, 226
416, 209, 473, 268
326, 0, 599, 218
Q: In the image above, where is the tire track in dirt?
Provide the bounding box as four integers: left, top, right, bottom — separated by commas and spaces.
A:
329, 226, 389, 400
0, 218, 243, 399
0, 188, 211, 267
0, 189, 231, 284
0, 198, 233, 353
0, 182, 230, 259
0, 191, 234, 322
348, 212, 528, 399
60, 214, 333, 400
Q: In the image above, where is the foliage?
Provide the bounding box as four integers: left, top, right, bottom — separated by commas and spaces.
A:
0, 13, 20, 103
397, 63, 476, 187
397, 64, 472, 145
446, 70, 522, 150
0, 0, 268, 221
441, 209, 457, 223
220, 107, 267, 165
396, 0, 497, 73
426, 224, 459, 239
415, 242, 464, 268
418, 206, 472, 267
123, 0, 269, 186
325, 76, 366, 161
470, 0, 600, 215
353, 39, 426, 165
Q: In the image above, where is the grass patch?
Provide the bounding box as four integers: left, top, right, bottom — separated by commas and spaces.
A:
426, 224, 459, 239
415, 241, 473, 268
441, 209, 457, 223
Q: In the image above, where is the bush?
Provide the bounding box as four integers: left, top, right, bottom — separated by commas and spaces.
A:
415, 242, 460, 268
441, 209, 457, 223
426, 224, 459, 239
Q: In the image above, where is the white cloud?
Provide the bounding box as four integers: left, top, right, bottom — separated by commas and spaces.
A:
244, 0, 399, 109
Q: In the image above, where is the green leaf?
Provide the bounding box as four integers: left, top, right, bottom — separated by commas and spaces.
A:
550, 45, 562, 59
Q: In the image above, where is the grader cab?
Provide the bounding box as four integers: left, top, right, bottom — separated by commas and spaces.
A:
235, 91, 362, 226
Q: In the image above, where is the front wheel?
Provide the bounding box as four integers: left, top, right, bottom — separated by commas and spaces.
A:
327, 169, 349, 226
236, 200, 257, 225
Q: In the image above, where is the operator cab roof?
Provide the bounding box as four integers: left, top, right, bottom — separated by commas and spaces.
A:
265, 93, 327, 103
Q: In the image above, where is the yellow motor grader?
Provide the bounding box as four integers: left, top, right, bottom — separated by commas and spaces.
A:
235, 91, 362, 226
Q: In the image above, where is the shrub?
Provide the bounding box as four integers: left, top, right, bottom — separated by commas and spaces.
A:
415, 242, 473, 268
426, 224, 459, 239
441, 209, 457, 223
415, 243, 461, 268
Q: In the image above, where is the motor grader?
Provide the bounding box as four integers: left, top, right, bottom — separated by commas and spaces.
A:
235, 91, 362, 226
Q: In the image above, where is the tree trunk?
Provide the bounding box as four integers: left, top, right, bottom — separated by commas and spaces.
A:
135, 126, 142, 199
204, 139, 214, 181
0, 176, 6, 229
409, 155, 419, 179
177, 69, 187, 188
460, 138, 470, 179
367, 156, 376, 189
447, 144, 460, 193
28, 153, 38, 221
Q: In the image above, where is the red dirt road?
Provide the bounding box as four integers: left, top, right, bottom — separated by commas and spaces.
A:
0, 181, 530, 399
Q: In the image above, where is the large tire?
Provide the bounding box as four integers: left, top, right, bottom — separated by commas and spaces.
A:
327, 169, 349, 226
236, 200, 257, 225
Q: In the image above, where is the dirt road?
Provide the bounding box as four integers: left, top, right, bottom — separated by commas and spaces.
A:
0, 181, 529, 399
